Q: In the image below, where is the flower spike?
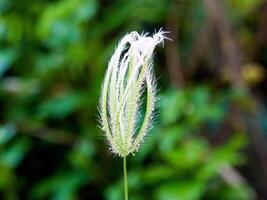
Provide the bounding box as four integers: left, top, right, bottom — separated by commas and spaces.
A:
99, 30, 167, 157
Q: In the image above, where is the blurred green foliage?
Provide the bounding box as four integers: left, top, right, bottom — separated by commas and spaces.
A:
0, 0, 263, 199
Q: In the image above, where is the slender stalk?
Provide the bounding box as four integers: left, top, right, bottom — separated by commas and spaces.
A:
123, 156, 128, 200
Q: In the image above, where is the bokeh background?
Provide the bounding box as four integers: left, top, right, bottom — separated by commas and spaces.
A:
1, 0, 267, 199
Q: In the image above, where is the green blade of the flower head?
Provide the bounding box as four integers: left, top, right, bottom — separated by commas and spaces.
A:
100, 59, 114, 143
131, 66, 156, 153
122, 61, 149, 150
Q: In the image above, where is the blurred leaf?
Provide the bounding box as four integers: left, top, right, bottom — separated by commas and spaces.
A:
155, 180, 206, 200
160, 89, 187, 125
68, 137, 95, 169
187, 87, 225, 125
142, 165, 174, 184
0, 165, 14, 188
37, 0, 98, 47
105, 181, 123, 200
198, 134, 247, 180
0, 48, 17, 76
0, 138, 30, 168
0, 123, 16, 145
163, 138, 208, 170
0, 0, 11, 13
219, 184, 253, 200
37, 91, 85, 119
31, 171, 88, 200
226, 0, 263, 16
158, 125, 189, 153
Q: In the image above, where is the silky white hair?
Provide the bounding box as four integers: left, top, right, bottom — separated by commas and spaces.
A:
99, 30, 169, 157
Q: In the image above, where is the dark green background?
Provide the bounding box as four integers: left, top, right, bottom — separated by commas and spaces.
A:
1, 0, 267, 199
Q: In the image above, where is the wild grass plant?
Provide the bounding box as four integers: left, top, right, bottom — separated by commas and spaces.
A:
99, 30, 168, 200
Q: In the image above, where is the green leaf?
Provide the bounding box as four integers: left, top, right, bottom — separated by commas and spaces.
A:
160, 89, 187, 125
0, 48, 17, 76
37, 0, 98, 47
142, 165, 174, 184
163, 138, 208, 170
198, 134, 247, 180
0, 138, 30, 168
156, 180, 206, 200
68, 137, 95, 169
105, 182, 123, 200
37, 91, 84, 119
158, 125, 189, 153
31, 171, 88, 200
0, 123, 16, 145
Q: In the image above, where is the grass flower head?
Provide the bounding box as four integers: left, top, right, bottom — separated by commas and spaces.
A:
99, 30, 168, 157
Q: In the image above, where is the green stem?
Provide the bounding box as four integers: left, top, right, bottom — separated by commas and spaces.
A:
123, 156, 128, 200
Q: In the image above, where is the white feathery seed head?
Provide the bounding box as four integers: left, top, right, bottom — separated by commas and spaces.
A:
99, 30, 168, 157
